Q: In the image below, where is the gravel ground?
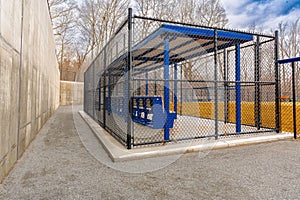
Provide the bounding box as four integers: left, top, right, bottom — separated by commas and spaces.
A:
1, 105, 300, 200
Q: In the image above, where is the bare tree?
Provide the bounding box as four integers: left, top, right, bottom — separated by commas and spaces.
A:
195, 0, 228, 28
76, 0, 99, 64
135, 0, 177, 39
277, 19, 300, 94
176, 0, 197, 23
175, 0, 228, 28
175, 0, 229, 81
76, 0, 128, 67
48, 0, 77, 80
135, 0, 177, 20
278, 19, 300, 59
48, 0, 229, 81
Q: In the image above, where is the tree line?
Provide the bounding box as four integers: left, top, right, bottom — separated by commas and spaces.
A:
47, 0, 299, 84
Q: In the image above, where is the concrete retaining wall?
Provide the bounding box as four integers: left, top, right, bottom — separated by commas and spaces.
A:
60, 81, 84, 105
0, 0, 60, 182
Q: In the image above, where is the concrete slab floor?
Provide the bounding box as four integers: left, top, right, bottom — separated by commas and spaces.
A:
1, 105, 300, 200
78, 110, 293, 162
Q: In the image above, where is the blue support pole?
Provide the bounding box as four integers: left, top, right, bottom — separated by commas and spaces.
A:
174, 64, 178, 119
146, 71, 149, 96
164, 37, 170, 141
235, 44, 241, 133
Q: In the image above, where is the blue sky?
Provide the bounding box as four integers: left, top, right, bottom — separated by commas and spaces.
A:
220, 0, 300, 30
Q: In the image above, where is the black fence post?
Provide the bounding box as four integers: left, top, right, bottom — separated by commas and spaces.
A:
274, 30, 281, 133
92, 64, 95, 119
103, 49, 107, 128
223, 49, 228, 124
213, 29, 218, 140
84, 72, 87, 113
292, 62, 297, 139
127, 8, 133, 149
254, 36, 261, 130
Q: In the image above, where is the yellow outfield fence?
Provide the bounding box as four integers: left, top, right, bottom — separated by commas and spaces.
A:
171, 102, 298, 133
280, 103, 300, 133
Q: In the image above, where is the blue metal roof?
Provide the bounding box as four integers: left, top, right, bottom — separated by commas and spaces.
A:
134, 24, 253, 51
105, 24, 254, 76
162, 24, 253, 41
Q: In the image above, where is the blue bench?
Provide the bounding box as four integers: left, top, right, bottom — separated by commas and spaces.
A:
106, 96, 176, 129
132, 96, 176, 129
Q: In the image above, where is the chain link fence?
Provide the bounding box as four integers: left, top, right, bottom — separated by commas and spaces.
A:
278, 58, 300, 138
84, 19, 129, 145
84, 9, 280, 149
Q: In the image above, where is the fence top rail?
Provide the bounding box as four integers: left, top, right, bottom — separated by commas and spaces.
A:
278, 56, 300, 64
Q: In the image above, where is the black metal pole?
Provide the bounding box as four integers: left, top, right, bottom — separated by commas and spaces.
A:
223, 49, 228, 123
254, 36, 261, 130
103, 48, 107, 128
214, 29, 218, 140
226, 50, 230, 123
126, 8, 133, 149
84, 72, 87, 113
274, 31, 281, 133
98, 86, 101, 112
292, 62, 297, 139
92, 64, 95, 119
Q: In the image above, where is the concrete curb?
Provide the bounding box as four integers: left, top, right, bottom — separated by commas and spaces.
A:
79, 111, 293, 162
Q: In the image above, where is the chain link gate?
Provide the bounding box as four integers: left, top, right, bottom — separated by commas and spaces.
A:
278, 57, 300, 139
84, 8, 280, 149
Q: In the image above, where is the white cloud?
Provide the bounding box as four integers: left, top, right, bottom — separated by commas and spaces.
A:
264, 8, 300, 29
220, 0, 300, 31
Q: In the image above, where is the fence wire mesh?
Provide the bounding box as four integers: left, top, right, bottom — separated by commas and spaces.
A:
84, 20, 129, 145
84, 13, 279, 148
280, 61, 300, 135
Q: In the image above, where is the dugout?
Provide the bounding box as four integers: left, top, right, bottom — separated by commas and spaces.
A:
84, 9, 279, 149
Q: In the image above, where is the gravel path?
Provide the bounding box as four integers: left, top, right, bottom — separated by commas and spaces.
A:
1, 105, 300, 199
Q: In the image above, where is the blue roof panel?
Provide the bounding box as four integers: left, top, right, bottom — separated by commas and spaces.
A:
133, 24, 254, 57
107, 24, 254, 75
161, 24, 254, 41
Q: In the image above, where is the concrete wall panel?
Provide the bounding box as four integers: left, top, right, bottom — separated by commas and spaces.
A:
60, 81, 84, 106
0, 1, 22, 50
0, 45, 20, 181
0, 0, 60, 182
